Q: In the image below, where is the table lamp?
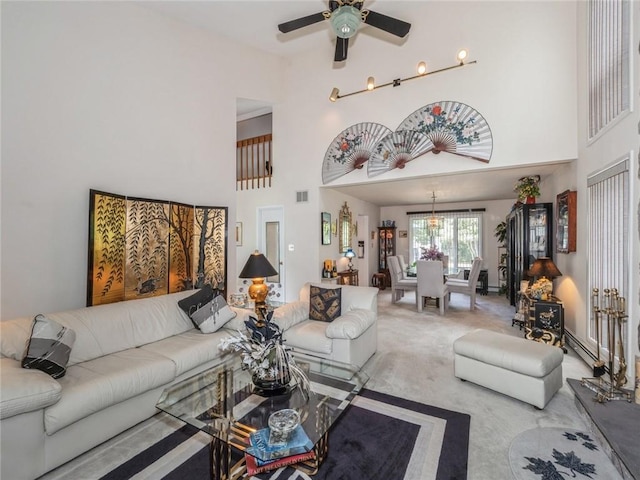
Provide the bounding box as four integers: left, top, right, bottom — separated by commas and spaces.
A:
527, 257, 562, 300
344, 247, 356, 271
239, 250, 278, 317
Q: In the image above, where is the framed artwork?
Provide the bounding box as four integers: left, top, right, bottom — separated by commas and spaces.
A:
87, 189, 227, 306
236, 222, 243, 246
533, 301, 563, 332
556, 190, 577, 253
399, 230, 408, 238
321, 212, 331, 245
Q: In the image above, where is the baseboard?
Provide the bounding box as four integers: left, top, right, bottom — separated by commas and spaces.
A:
564, 330, 610, 376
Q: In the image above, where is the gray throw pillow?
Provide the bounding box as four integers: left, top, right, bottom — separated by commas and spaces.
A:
191, 295, 237, 333
22, 314, 76, 379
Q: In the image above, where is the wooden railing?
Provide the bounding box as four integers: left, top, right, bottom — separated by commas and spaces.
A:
236, 134, 272, 190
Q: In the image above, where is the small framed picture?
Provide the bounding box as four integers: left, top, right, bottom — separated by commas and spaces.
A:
235, 222, 243, 246
321, 212, 331, 245
399, 230, 408, 238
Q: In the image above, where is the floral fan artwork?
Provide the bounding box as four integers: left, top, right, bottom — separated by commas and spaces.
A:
322, 122, 393, 184
397, 101, 493, 163
367, 130, 434, 177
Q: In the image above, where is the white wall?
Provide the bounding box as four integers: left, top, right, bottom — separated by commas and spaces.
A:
572, 1, 640, 381
237, 114, 272, 141
1, 2, 284, 318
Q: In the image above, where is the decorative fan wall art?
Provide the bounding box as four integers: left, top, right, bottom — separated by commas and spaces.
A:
367, 130, 434, 177
397, 101, 493, 162
322, 122, 392, 184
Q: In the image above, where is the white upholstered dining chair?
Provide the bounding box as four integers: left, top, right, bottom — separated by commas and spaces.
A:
417, 260, 449, 315
387, 255, 418, 306
445, 257, 483, 310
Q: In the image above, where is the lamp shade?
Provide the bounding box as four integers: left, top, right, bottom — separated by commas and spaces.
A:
527, 257, 562, 278
345, 247, 356, 259
239, 251, 278, 279
331, 5, 361, 39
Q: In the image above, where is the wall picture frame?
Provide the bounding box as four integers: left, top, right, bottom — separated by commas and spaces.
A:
321, 212, 331, 245
556, 190, 576, 253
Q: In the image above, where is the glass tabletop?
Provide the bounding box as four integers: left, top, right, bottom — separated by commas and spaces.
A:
156, 351, 369, 463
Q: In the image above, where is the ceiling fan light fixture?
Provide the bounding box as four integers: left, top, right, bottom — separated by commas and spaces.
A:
367, 76, 375, 91
417, 61, 427, 75
456, 48, 468, 64
331, 6, 362, 39
329, 87, 340, 102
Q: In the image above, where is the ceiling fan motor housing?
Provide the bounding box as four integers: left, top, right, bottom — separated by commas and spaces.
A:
331, 6, 362, 38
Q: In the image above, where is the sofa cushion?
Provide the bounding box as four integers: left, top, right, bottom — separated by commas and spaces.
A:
283, 321, 333, 355
0, 317, 33, 360
45, 348, 176, 434
309, 286, 341, 322
178, 285, 214, 318
300, 283, 378, 313
0, 358, 62, 419
47, 290, 195, 366
325, 309, 376, 340
271, 301, 309, 331
22, 315, 76, 379
141, 329, 231, 376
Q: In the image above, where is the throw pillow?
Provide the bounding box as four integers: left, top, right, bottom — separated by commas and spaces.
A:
178, 284, 215, 317
309, 286, 342, 322
191, 295, 237, 334
22, 314, 76, 379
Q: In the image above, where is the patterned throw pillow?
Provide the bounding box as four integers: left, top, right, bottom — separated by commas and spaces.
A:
309, 286, 342, 322
22, 315, 76, 379
178, 284, 215, 318
190, 295, 237, 333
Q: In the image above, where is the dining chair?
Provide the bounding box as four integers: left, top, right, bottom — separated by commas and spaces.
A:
397, 254, 412, 279
417, 260, 449, 315
445, 257, 483, 310
387, 255, 418, 306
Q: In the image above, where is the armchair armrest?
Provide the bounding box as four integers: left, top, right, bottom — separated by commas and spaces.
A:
0, 358, 62, 420
325, 309, 376, 340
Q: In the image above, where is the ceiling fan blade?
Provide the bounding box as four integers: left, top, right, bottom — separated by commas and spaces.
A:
334, 37, 349, 62
363, 10, 411, 38
278, 12, 327, 33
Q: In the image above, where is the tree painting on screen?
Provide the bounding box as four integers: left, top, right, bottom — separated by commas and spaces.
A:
87, 190, 227, 306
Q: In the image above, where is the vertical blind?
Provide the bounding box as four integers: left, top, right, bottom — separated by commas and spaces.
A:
408, 211, 483, 271
587, 157, 629, 348
588, 0, 630, 139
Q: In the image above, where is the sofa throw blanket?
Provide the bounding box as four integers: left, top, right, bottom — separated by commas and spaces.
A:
22, 314, 76, 378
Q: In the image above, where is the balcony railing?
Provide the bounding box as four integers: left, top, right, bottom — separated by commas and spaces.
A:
236, 134, 272, 190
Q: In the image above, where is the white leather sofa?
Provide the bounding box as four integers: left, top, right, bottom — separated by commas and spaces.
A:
278, 283, 378, 369
0, 283, 378, 479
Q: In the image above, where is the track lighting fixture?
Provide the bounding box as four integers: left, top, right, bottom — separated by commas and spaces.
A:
328, 50, 476, 102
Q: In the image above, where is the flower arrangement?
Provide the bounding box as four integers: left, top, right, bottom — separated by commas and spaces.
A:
420, 245, 444, 261
219, 311, 309, 396
514, 175, 541, 201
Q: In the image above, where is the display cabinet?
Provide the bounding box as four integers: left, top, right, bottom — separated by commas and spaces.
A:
378, 226, 396, 287
506, 203, 553, 306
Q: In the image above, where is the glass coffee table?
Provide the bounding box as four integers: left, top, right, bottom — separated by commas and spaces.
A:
156, 352, 369, 479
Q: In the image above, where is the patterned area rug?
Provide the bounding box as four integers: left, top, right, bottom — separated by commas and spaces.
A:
42, 389, 470, 480
509, 427, 623, 480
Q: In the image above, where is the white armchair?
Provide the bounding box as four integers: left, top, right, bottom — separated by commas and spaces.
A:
387, 256, 418, 306
446, 257, 483, 310
417, 260, 449, 315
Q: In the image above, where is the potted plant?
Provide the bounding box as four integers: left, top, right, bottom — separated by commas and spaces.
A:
494, 221, 507, 246
514, 175, 541, 203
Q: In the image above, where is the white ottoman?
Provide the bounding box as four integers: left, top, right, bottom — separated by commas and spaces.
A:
453, 329, 564, 409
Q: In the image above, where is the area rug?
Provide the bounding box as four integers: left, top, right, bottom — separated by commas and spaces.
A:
509, 427, 623, 480
42, 389, 469, 480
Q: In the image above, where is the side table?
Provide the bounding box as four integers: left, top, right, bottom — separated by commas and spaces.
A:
337, 269, 359, 286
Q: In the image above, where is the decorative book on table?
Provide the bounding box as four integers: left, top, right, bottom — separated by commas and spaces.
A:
245, 425, 313, 462
245, 449, 316, 476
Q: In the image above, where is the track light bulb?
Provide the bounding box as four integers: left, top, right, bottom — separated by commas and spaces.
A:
417, 61, 427, 75
329, 87, 339, 102
456, 49, 468, 63
367, 76, 375, 91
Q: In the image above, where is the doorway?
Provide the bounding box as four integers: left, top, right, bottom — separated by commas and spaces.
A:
257, 206, 285, 302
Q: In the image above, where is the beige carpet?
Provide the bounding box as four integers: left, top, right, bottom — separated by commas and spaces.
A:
364, 289, 593, 479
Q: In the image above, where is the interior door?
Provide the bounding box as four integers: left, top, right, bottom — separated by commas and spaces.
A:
257, 206, 285, 302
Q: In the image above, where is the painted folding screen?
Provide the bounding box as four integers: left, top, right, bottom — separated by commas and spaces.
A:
87, 189, 227, 306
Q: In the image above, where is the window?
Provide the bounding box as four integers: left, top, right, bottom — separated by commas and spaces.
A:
408, 211, 483, 271
588, 0, 630, 139
587, 157, 629, 350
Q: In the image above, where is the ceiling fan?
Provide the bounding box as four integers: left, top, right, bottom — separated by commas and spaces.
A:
277, 0, 411, 62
